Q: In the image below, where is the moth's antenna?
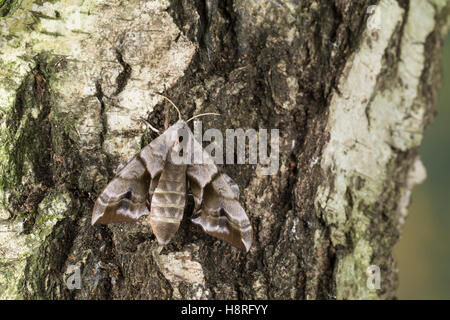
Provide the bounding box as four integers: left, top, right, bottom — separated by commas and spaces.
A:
158, 94, 182, 121
186, 113, 220, 123
138, 117, 160, 133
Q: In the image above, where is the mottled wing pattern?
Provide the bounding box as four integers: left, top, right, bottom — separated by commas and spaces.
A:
91, 122, 186, 225
91, 154, 151, 224
92, 121, 252, 252
187, 130, 253, 252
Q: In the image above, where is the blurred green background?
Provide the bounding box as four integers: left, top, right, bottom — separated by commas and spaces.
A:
394, 33, 450, 299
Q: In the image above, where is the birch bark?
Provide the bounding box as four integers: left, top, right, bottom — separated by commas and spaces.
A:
0, 0, 448, 299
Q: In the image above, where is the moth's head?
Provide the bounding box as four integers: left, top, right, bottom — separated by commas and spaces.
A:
163, 121, 192, 165
174, 119, 188, 127
158, 94, 219, 127
168, 120, 189, 142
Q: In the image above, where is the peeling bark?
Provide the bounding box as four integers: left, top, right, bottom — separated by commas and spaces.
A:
0, 0, 448, 300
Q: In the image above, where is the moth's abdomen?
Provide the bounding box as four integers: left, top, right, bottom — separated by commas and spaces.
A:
150, 162, 187, 245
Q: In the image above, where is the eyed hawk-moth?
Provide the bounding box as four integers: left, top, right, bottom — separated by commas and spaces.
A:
91, 106, 252, 252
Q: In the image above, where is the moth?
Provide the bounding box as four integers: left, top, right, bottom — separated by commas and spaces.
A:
91, 96, 252, 252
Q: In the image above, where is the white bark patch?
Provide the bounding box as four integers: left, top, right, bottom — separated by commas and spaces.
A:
97, 1, 196, 157
397, 156, 426, 230
0, 0, 195, 161
315, 0, 436, 299
0, 192, 71, 299
0, 0, 195, 298
156, 247, 208, 299
316, 0, 405, 247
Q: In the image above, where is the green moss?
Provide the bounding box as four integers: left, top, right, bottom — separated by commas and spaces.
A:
0, 54, 78, 298
0, 0, 96, 299
0, 0, 22, 18
0, 53, 78, 191
429, 0, 448, 12
335, 239, 379, 300
2, 59, 47, 189
32, 191, 71, 240
0, 191, 73, 299
0, 257, 27, 299
0, 190, 73, 299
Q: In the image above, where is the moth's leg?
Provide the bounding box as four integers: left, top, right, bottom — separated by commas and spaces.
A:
138, 116, 160, 133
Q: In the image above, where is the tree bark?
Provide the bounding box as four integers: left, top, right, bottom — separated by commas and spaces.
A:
0, 0, 448, 300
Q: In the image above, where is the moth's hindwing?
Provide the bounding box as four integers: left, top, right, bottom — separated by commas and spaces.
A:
187, 132, 252, 252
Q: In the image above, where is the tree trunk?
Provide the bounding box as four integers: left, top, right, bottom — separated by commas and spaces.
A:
0, 0, 448, 300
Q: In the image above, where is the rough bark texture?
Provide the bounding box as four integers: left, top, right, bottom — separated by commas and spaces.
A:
0, 0, 448, 300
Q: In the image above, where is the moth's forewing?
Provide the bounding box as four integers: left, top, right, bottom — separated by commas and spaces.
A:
91, 154, 151, 225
